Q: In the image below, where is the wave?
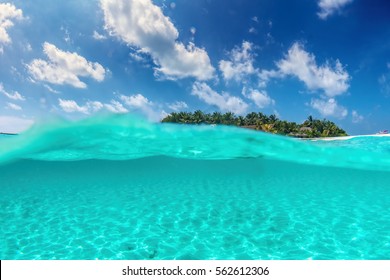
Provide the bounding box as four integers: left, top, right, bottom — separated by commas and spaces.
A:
1, 114, 389, 170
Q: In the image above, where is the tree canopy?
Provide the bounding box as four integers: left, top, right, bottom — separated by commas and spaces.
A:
161, 111, 348, 138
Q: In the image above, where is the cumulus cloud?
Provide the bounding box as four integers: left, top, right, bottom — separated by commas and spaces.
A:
58, 99, 103, 114
27, 42, 106, 88
100, 0, 214, 80
58, 94, 162, 120
276, 42, 350, 97
168, 101, 188, 111
0, 115, 34, 133
0, 83, 25, 100
58, 99, 89, 114
317, 0, 353, 19
104, 100, 128, 113
59, 98, 130, 114
120, 93, 152, 108
120, 93, 165, 120
242, 87, 275, 109
0, 3, 23, 47
191, 82, 248, 114
219, 41, 257, 82
310, 98, 348, 118
351, 110, 363, 123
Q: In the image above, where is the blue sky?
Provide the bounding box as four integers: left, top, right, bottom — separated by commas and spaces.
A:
0, 0, 389, 134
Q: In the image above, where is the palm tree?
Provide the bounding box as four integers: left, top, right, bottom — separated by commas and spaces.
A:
193, 110, 205, 124
222, 112, 236, 125
161, 110, 348, 137
269, 114, 278, 124
258, 112, 269, 124
303, 115, 314, 127
245, 112, 259, 125
236, 116, 245, 126
212, 112, 223, 124
178, 112, 191, 123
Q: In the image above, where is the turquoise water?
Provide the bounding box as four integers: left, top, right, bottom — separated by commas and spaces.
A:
1, 115, 390, 259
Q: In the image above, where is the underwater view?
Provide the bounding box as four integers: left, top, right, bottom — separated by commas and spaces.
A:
1, 115, 389, 260
1, 0, 390, 267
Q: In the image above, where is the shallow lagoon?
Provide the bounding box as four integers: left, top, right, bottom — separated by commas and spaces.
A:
1, 117, 389, 259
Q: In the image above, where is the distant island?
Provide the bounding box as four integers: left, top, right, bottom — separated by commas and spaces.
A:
0, 132, 18, 136
162, 111, 348, 138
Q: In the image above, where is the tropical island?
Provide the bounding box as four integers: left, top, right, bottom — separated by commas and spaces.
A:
162, 110, 348, 138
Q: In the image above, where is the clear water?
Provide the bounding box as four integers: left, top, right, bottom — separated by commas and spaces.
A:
1, 115, 389, 260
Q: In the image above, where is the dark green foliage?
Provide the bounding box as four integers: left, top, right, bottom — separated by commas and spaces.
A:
161, 112, 348, 138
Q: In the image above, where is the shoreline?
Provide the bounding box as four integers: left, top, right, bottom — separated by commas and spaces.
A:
309, 134, 390, 141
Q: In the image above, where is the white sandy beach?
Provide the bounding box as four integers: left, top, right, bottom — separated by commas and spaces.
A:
310, 133, 390, 141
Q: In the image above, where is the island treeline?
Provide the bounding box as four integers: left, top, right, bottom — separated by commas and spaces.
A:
161, 111, 348, 138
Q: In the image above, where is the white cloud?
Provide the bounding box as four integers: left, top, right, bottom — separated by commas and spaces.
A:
251, 16, 259, 23
242, 87, 275, 109
6, 102, 22, 111
58, 99, 89, 114
120, 93, 152, 108
58, 94, 160, 118
0, 3, 23, 47
248, 27, 257, 34
351, 110, 363, 123
0, 115, 34, 133
317, 0, 353, 19
120, 93, 165, 120
59, 98, 131, 115
100, 0, 215, 80
129, 51, 148, 63
27, 42, 106, 88
61, 26, 72, 44
58, 99, 103, 114
0, 83, 25, 100
276, 42, 350, 97
104, 100, 128, 113
44, 84, 60, 94
87, 101, 104, 112
258, 69, 279, 87
191, 82, 248, 114
168, 101, 188, 111
93, 30, 106, 40
58, 94, 163, 121
219, 41, 257, 82
310, 98, 348, 118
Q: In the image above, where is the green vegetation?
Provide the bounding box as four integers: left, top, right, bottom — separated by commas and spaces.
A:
161, 110, 348, 138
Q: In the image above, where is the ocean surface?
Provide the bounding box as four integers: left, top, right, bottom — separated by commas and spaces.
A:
1, 115, 389, 260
